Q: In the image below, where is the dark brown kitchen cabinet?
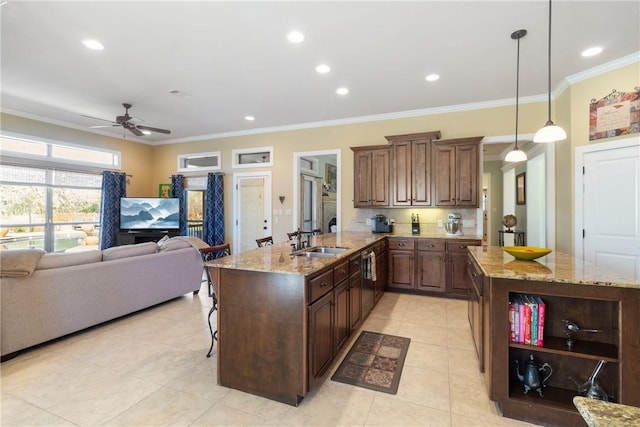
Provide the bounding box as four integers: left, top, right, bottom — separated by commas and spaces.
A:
432, 137, 482, 207
467, 254, 484, 372
349, 268, 362, 330
386, 131, 441, 207
333, 279, 350, 354
416, 239, 446, 292
351, 146, 390, 207
387, 238, 415, 291
446, 240, 482, 296
308, 290, 334, 379
373, 239, 387, 302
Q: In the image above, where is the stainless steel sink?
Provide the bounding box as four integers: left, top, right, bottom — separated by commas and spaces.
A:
305, 246, 349, 254
294, 246, 349, 257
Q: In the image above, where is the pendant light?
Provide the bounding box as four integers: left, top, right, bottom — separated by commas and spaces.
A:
505, 29, 527, 163
533, 0, 567, 143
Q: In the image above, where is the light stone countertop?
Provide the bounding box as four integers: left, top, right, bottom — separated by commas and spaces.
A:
469, 246, 640, 289
204, 231, 482, 276
573, 396, 640, 427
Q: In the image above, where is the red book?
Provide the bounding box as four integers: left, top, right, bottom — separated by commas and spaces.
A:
536, 296, 546, 347
509, 301, 516, 343
517, 295, 525, 343
523, 301, 532, 345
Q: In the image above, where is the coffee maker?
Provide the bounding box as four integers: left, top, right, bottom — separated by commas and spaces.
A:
371, 215, 393, 233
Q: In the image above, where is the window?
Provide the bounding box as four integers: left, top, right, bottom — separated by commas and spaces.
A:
1, 168, 103, 252
1, 133, 120, 169
177, 151, 221, 173
232, 147, 273, 168
299, 156, 319, 175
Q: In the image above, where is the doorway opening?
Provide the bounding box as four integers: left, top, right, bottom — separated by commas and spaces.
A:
293, 150, 340, 234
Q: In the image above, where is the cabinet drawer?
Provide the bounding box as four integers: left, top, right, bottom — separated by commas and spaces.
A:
417, 239, 445, 252
373, 240, 387, 254
388, 238, 415, 251
309, 270, 334, 303
333, 260, 350, 283
446, 239, 481, 253
350, 253, 362, 273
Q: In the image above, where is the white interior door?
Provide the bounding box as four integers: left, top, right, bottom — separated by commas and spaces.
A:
576, 138, 640, 280
234, 172, 271, 253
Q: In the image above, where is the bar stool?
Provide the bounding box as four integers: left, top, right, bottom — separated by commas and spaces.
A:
256, 236, 274, 247
200, 242, 231, 358
287, 231, 299, 240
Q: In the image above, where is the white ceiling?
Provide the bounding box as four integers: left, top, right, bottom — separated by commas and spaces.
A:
1, 1, 638, 146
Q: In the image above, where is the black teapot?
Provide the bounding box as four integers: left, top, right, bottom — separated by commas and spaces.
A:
515, 354, 553, 396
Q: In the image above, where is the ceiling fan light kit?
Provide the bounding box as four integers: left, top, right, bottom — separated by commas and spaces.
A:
534, 0, 567, 144
505, 29, 527, 163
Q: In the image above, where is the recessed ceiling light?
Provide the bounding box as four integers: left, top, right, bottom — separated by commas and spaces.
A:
245, 116, 255, 121
582, 46, 603, 57
141, 130, 151, 135
336, 87, 349, 96
287, 31, 304, 43
316, 64, 331, 74
425, 74, 440, 82
81, 39, 104, 50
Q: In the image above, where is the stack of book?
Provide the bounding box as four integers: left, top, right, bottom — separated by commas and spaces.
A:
509, 294, 546, 347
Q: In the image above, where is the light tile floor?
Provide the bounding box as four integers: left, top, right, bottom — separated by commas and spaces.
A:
1, 284, 539, 426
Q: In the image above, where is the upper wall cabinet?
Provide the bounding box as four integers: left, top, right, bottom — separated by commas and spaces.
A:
432, 136, 482, 207
351, 146, 390, 208
385, 131, 441, 207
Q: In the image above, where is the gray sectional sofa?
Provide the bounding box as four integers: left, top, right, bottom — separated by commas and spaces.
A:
0, 236, 208, 358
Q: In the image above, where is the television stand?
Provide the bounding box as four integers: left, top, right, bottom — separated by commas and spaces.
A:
117, 230, 180, 246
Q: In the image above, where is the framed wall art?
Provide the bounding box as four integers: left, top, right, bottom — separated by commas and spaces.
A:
159, 183, 172, 198
516, 172, 526, 205
589, 87, 640, 141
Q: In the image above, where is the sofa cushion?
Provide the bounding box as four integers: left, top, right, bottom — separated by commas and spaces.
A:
0, 249, 45, 277
159, 237, 192, 252
102, 241, 158, 261
37, 250, 103, 270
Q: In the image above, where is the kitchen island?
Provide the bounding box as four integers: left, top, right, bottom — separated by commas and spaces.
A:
204, 232, 387, 406
468, 246, 640, 427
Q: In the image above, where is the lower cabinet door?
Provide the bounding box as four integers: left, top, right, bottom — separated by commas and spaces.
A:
309, 291, 334, 379
449, 253, 471, 295
333, 280, 350, 354
416, 251, 446, 292
388, 250, 414, 290
349, 272, 362, 330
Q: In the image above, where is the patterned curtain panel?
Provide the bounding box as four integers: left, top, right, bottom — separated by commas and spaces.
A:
171, 174, 188, 236
99, 171, 127, 249
203, 172, 224, 246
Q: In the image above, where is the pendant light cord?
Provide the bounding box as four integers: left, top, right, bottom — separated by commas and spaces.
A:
515, 35, 521, 150
546, 0, 552, 122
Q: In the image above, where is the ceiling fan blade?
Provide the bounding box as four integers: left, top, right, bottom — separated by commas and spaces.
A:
127, 126, 144, 137
89, 125, 121, 129
137, 125, 171, 135
82, 114, 116, 124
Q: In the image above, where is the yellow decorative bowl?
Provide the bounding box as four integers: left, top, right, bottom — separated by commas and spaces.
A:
503, 246, 552, 261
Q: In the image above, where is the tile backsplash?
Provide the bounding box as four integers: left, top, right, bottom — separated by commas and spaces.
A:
346, 207, 481, 235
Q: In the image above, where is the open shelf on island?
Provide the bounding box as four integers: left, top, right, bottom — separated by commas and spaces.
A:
510, 336, 619, 362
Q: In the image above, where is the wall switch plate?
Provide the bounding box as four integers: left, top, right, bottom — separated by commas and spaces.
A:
463, 219, 475, 227
437, 219, 443, 228
366, 218, 372, 225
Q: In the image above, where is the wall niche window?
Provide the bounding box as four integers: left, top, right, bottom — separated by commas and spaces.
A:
177, 151, 221, 173
232, 147, 273, 169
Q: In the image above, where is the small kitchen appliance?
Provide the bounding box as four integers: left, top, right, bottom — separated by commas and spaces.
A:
371, 215, 393, 233
445, 213, 463, 235
411, 213, 420, 235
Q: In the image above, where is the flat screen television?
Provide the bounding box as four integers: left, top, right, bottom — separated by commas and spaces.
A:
120, 197, 180, 231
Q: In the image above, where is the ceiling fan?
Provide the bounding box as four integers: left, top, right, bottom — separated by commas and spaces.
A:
82, 103, 171, 137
